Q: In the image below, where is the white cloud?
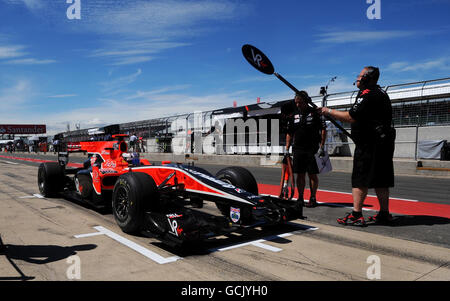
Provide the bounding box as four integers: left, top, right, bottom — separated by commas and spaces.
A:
82, 0, 240, 37
386, 62, 409, 70
109, 56, 154, 66
81, 0, 243, 65
386, 57, 450, 72
48, 94, 77, 98
0, 76, 353, 136
29, 87, 254, 135
3, 0, 44, 10
90, 39, 189, 66
0, 37, 56, 65
100, 69, 143, 93
0, 79, 37, 121
0, 45, 27, 59
316, 30, 419, 44
124, 85, 192, 101
3, 0, 245, 66
21, 0, 42, 9
4, 58, 57, 65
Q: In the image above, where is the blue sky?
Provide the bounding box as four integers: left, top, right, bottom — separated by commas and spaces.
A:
0, 0, 449, 135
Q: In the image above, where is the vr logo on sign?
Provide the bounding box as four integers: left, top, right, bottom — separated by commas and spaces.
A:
251, 48, 263, 68
241, 44, 274, 75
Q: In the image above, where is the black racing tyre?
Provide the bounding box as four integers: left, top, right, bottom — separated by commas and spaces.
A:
75, 173, 104, 205
215, 167, 258, 217
37, 162, 64, 197
75, 174, 93, 199
216, 166, 258, 195
112, 172, 159, 234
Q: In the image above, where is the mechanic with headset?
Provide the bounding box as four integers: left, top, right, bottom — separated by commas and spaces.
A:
285, 91, 327, 212
318, 66, 396, 226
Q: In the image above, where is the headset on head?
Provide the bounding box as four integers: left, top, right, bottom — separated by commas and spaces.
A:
360, 66, 380, 85
353, 66, 380, 86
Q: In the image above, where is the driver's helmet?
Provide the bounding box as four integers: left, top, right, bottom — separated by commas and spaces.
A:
123, 152, 140, 166
130, 152, 140, 166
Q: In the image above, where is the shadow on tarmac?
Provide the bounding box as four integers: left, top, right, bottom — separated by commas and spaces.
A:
3, 244, 97, 265
385, 215, 450, 227
0, 239, 96, 281
151, 223, 312, 258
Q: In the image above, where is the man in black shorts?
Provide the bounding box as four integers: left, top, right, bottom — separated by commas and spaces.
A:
286, 91, 327, 212
318, 66, 395, 226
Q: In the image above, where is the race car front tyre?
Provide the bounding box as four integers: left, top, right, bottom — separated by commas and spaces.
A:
215, 166, 258, 195
112, 172, 159, 234
38, 162, 64, 197
215, 167, 258, 217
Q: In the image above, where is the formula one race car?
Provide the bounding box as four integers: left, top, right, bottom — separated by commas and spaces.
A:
37, 135, 302, 245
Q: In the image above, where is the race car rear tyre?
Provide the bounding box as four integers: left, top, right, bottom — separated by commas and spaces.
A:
215, 167, 258, 217
38, 162, 64, 197
75, 174, 104, 206
112, 172, 159, 234
75, 174, 93, 199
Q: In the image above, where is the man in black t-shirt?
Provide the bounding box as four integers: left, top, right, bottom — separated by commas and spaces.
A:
318, 66, 395, 226
286, 91, 327, 210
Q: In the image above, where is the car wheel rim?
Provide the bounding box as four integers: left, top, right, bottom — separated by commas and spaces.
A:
115, 186, 130, 220
221, 178, 233, 185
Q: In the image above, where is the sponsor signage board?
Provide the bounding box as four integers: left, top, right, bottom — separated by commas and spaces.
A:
0, 124, 46, 135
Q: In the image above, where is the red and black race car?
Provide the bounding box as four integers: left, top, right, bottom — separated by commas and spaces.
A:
37, 134, 302, 245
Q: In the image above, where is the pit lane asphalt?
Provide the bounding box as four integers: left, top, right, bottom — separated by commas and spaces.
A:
1, 152, 449, 249
0, 153, 450, 248
0, 153, 449, 281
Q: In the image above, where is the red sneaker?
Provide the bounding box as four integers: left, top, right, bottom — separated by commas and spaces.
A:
337, 212, 366, 227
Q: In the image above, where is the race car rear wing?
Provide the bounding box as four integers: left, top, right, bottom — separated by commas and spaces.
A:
58, 139, 130, 167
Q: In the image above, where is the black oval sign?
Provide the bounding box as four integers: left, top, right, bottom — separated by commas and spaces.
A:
242, 44, 275, 75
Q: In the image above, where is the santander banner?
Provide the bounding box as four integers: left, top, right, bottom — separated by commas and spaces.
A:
0, 124, 46, 135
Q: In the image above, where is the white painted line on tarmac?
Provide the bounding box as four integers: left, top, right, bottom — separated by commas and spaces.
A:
74, 232, 105, 239
262, 191, 421, 204
208, 225, 318, 253
19, 194, 45, 199
260, 193, 353, 209
260, 193, 379, 212
211, 239, 280, 252
251, 241, 283, 252
0, 160, 19, 165
319, 189, 420, 203
75, 226, 181, 265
